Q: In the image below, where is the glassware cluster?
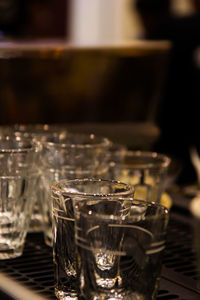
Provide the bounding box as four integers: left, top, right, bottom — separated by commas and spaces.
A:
0, 123, 171, 300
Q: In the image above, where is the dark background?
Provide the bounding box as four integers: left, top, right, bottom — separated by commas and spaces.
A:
1, 0, 200, 185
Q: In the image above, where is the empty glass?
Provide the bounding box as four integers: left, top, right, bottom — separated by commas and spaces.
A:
51, 178, 134, 300
40, 133, 112, 246
0, 123, 68, 233
74, 198, 169, 300
0, 135, 38, 259
110, 150, 171, 204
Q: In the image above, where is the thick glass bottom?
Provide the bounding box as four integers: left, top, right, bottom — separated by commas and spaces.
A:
0, 244, 23, 260
55, 288, 78, 300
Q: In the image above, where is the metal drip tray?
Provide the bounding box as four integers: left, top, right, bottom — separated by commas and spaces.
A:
0, 195, 200, 299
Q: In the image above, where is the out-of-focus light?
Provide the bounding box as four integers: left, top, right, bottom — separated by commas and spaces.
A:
171, 0, 195, 16
0, 30, 4, 39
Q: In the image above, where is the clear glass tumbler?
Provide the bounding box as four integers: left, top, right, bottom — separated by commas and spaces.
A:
51, 178, 134, 300
0, 123, 68, 233
110, 150, 171, 204
40, 133, 112, 247
74, 197, 169, 300
0, 124, 68, 233
0, 135, 38, 259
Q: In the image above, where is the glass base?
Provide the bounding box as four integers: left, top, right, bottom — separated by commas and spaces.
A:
85, 290, 146, 300
44, 236, 53, 247
44, 231, 53, 247
55, 288, 78, 300
0, 244, 23, 260
29, 215, 44, 233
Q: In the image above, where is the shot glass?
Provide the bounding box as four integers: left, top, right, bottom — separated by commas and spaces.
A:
110, 150, 171, 204
0, 135, 38, 259
40, 133, 112, 246
51, 178, 134, 300
74, 198, 169, 300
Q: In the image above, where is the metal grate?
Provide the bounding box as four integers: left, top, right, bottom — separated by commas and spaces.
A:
0, 206, 200, 299
0, 234, 55, 299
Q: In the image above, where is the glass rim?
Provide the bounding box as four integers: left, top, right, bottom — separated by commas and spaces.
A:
75, 198, 169, 221
47, 165, 109, 175
0, 124, 68, 141
0, 135, 38, 153
13, 123, 68, 137
13, 123, 63, 131
0, 171, 38, 180
118, 150, 171, 169
51, 178, 134, 198
41, 133, 112, 149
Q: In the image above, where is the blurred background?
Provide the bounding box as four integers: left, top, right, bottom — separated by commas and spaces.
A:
0, 0, 200, 186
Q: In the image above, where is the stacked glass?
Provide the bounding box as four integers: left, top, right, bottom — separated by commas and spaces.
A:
51, 178, 169, 300
0, 135, 39, 259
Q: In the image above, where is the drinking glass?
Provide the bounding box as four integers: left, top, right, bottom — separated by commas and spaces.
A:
40, 133, 112, 246
51, 178, 134, 300
0, 135, 38, 259
74, 197, 169, 300
107, 143, 127, 165
0, 123, 66, 138
0, 124, 68, 232
110, 150, 171, 204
